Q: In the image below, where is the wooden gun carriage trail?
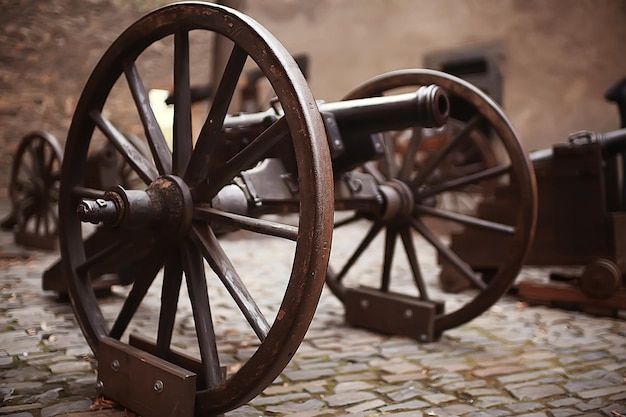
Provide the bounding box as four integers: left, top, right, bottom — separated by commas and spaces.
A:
1, 2, 541, 416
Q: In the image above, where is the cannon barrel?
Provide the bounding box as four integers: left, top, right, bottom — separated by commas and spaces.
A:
319, 84, 449, 134
530, 128, 626, 164
568, 128, 626, 155
224, 84, 449, 134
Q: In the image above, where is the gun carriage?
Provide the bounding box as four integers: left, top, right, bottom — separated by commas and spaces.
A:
5, 3, 538, 416
442, 78, 626, 316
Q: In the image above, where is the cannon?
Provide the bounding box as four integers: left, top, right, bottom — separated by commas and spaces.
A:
442, 121, 626, 314
33, 2, 537, 416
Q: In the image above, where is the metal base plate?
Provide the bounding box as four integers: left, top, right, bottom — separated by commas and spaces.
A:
344, 286, 444, 342
98, 336, 197, 417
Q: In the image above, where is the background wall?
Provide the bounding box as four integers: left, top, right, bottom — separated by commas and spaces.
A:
0, 0, 624, 197
245, 0, 626, 150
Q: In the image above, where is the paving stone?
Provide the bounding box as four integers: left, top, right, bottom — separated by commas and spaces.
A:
420, 392, 457, 405
333, 381, 373, 393
426, 403, 477, 416
344, 398, 386, 414
48, 360, 92, 374
473, 395, 516, 408
40, 400, 95, 417
324, 391, 377, 407
497, 368, 566, 384
282, 368, 336, 382
548, 397, 581, 407
264, 398, 326, 414
506, 402, 543, 413
0, 404, 43, 415
377, 399, 430, 412
472, 365, 526, 378
380, 370, 429, 383
250, 392, 311, 406
578, 384, 626, 399
549, 408, 580, 417
507, 384, 565, 401
575, 398, 607, 411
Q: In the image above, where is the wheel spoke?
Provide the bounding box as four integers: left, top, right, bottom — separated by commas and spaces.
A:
411, 114, 482, 188
379, 133, 398, 179
409, 218, 486, 290
172, 29, 193, 176
335, 222, 383, 283
124, 60, 172, 175
415, 163, 512, 201
334, 213, 363, 229
43, 147, 57, 181
381, 228, 397, 292
192, 225, 270, 341
157, 253, 183, 359
398, 127, 423, 182
185, 44, 248, 187
201, 117, 290, 198
415, 204, 516, 234
181, 240, 222, 389
109, 253, 164, 340
399, 227, 429, 300
194, 206, 297, 241
34, 140, 47, 176
90, 110, 158, 184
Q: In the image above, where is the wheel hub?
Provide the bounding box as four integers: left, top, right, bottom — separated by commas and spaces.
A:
378, 179, 415, 225
77, 175, 193, 240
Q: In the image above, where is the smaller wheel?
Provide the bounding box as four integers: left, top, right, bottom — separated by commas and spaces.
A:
326, 69, 537, 335
8, 130, 62, 250
580, 259, 621, 299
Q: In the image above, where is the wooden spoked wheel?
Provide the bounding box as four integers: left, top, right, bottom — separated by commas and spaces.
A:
59, 3, 332, 415
8, 130, 62, 250
326, 69, 536, 334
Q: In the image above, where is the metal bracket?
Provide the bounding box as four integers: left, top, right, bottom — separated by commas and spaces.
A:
344, 286, 444, 342
98, 336, 197, 417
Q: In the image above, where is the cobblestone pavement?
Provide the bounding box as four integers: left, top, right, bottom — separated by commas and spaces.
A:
1, 202, 625, 417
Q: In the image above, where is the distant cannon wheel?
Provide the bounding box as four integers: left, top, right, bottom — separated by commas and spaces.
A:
7, 130, 62, 250
58, 3, 332, 416
326, 69, 537, 334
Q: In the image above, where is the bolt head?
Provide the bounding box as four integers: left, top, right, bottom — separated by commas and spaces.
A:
154, 380, 164, 393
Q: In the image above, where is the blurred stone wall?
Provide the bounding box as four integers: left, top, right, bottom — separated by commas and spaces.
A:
245, 0, 626, 151
0, 0, 624, 198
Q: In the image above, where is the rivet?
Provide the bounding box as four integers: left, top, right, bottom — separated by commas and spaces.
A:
404, 309, 413, 319
360, 299, 369, 309
154, 380, 164, 393
96, 380, 104, 392
111, 360, 120, 372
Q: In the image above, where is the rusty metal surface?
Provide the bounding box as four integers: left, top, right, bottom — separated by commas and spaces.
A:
98, 336, 197, 417
344, 286, 444, 342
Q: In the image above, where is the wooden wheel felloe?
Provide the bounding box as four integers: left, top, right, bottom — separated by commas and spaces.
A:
326, 69, 537, 335
6, 130, 62, 250
59, 3, 332, 415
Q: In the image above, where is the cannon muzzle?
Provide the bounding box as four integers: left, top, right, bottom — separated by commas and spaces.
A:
319, 84, 449, 135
